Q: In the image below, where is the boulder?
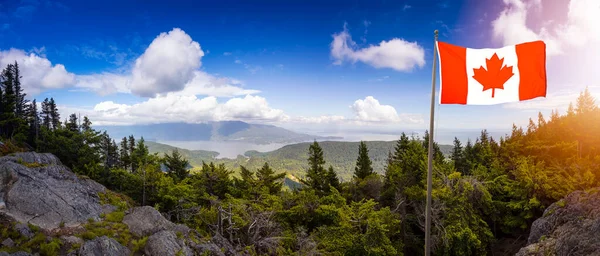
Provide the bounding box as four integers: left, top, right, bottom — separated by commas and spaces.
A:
122, 206, 177, 236
0, 153, 105, 230
79, 236, 131, 256
516, 188, 600, 256
144, 230, 194, 256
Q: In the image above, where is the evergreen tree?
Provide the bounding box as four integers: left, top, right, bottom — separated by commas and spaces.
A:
326, 165, 340, 190
0, 64, 19, 139
164, 149, 190, 182
13, 62, 28, 119
575, 86, 598, 114
81, 116, 92, 132
128, 135, 136, 171
303, 141, 328, 193
26, 99, 39, 148
119, 137, 130, 170
256, 162, 285, 195
41, 98, 51, 130
49, 98, 60, 130
451, 137, 466, 174
67, 113, 79, 132
354, 141, 374, 180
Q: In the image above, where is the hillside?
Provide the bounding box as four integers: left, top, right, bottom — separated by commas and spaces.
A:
95, 121, 342, 144
147, 140, 453, 180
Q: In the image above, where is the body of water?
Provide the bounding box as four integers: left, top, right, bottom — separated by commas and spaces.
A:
157, 140, 289, 159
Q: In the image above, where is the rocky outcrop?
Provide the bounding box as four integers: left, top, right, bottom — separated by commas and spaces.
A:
79, 236, 131, 256
145, 230, 194, 256
0, 153, 105, 230
516, 188, 600, 256
0, 152, 236, 255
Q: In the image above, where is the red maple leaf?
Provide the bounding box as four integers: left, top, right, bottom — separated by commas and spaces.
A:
472, 53, 514, 98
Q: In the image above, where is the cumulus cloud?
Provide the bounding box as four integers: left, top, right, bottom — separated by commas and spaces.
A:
130, 28, 204, 97
61, 94, 289, 126
71, 28, 259, 98
491, 0, 600, 57
0, 49, 76, 95
330, 24, 425, 72
350, 96, 423, 124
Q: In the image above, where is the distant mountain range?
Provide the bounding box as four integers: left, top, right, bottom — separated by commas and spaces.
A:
146, 140, 453, 181
95, 121, 342, 144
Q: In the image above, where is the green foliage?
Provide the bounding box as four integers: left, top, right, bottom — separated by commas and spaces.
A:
5, 69, 600, 256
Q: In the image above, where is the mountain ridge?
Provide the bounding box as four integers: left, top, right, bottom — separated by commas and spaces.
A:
95, 121, 342, 144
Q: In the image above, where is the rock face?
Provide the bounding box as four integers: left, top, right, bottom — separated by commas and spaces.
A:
79, 236, 131, 256
145, 230, 194, 256
0, 153, 105, 230
516, 188, 600, 256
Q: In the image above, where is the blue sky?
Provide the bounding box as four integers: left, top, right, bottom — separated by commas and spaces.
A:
0, 0, 598, 143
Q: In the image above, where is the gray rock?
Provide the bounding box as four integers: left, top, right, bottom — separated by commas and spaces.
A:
60, 235, 84, 246
123, 206, 176, 237
0, 153, 105, 230
9, 253, 32, 256
144, 230, 194, 256
14, 222, 33, 239
1, 237, 14, 247
79, 236, 130, 256
517, 188, 600, 256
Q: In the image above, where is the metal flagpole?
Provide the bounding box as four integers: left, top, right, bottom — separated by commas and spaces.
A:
425, 30, 439, 256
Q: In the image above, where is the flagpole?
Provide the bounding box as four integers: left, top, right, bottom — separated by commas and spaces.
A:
425, 29, 439, 256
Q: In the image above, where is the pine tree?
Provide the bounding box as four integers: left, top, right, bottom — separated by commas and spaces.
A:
303, 141, 329, 194
81, 116, 92, 132
27, 99, 39, 148
392, 133, 410, 164
164, 149, 190, 182
67, 113, 79, 132
13, 62, 28, 119
326, 165, 339, 190
41, 98, 51, 130
451, 137, 465, 174
0, 64, 17, 138
256, 162, 285, 194
120, 137, 130, 170
575, 86, 598, 114
49, 98, 60, 130
128, 135, 136, 171
354, 141, 374, 180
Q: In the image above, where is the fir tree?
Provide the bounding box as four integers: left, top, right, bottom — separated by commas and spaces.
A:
451, 137, 466, 174
67, 113, 79, 132
256, 162, 285, 195
119, 137, 130, 170
164, 149, 190, 182
49, 98, 60, 130
354, 141, 374, 180
41, 98, 51, 130
303, 141, 330, 194
13, 62, 28, 119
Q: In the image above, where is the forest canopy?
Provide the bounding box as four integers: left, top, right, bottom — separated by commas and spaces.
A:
2, 62, 599, 255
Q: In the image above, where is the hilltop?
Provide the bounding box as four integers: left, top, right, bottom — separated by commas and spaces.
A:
146, 140, 454, 180
96, 121, 342, 144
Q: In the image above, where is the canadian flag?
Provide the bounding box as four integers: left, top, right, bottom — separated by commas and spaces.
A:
436, 40, 547, 105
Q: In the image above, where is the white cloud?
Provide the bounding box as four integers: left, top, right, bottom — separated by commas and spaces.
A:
491, 0, 600, 57
330, 24, 426, 72
69, 28, 259, 98
62, 94, 288, 126
491, 0, 600, 110
0, 48, 76, 95
130, 28, 204, 97
76, 73, 130, 95
223, 52, 232, 56
350, 96, 423, 124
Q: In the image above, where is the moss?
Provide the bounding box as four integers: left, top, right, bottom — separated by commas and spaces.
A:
24, 162, 47, 168
105, 211, 125, 222
556, 200, 566, 208
39, 238, 62, 256
59, 221, 65, 228
132, 236, 148, 252
98, 190, 134, 211
176, 249, 184, 256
